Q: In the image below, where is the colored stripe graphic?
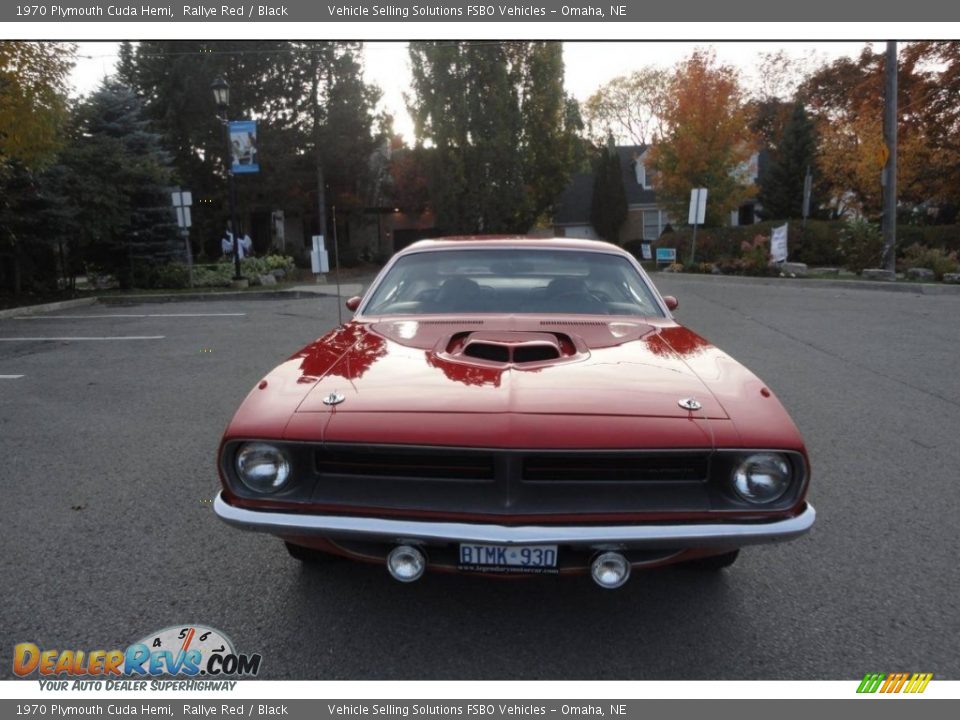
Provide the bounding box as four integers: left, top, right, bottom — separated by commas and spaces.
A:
857, 673, 885, 693
908, 673, 933, 693
857, 672, 932, 693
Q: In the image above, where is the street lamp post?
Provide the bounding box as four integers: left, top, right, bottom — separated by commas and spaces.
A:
212, 77, 243, 281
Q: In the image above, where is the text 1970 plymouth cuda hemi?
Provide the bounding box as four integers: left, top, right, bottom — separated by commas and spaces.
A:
214, 237, 814, 588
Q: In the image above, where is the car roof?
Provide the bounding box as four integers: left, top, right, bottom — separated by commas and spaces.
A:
398, 236, 630, 256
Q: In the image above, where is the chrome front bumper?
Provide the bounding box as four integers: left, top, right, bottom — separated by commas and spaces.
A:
213, 493, 815, 549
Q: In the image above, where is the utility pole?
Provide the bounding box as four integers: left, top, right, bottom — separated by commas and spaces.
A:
882, 40, 898, 273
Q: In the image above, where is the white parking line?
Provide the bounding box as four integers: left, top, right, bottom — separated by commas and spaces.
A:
0, 374, 25, 379
15, 313, 246, 319
0, 336, 165, 341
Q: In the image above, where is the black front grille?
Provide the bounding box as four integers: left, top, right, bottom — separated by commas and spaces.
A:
304, 445, 718, 515
316, 447, 495, 481
522, 453, 709, 482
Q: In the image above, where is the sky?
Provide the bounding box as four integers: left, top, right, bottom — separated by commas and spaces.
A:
70, 41, 871, 140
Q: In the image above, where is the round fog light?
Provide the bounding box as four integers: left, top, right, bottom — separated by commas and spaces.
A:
591, 552, 630, 589
386, 545, 426, 583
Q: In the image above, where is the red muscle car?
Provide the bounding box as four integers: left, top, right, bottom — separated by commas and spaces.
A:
214, 237, 814, 588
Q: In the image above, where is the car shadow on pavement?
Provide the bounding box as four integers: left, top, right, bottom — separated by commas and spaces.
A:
264, 555, 748, 680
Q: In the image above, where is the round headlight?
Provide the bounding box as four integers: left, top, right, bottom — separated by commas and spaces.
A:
731, 453, 791, 504
235, 443, 291, 494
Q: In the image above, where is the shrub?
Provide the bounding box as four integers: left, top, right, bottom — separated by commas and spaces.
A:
137, 255, 297, 289
152, 264, 191, 289
837, 220, 885, 274
898, 244, 960, 280
648, 220, 844, 267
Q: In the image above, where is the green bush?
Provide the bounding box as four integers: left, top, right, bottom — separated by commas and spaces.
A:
152, 264, 191, 289
896, 225, 960, 255
837, 220, 885, 273
191, 264, 234, 288
898, 244, 960, 280
647, 220, 844, 266
136, 255, 296, 289
240, 254, 295, 276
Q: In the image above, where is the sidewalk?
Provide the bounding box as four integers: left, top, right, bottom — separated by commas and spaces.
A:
655, 271, 960, 296
0, 281, 370, 319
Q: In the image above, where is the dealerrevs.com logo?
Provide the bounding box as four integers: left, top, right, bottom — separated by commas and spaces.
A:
14, 625, 261, 690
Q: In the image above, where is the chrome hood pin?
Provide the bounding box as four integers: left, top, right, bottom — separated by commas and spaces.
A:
322, 391, 345, 406
678, 397, 702, 411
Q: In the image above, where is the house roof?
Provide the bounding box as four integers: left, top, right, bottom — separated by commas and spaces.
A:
553, 145, 657, 225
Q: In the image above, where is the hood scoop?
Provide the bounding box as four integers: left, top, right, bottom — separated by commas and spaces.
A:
442, 331, 583, 368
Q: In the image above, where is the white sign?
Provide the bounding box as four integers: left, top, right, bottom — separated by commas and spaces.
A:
171, 189, 193, 229
174, 206, 192, 229
311, 235, 329, 274
170, 190, 192, 208
688, 188, 707, 225
771, 223, 789, 263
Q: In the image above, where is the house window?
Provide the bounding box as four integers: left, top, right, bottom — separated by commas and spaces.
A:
643, 210, 661, 240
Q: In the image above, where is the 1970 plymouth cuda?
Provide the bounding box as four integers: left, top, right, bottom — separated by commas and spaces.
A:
214, 237, 814, 588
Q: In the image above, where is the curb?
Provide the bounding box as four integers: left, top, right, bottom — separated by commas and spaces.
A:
96, 289, 337, 305
0, 285, 365, 317
656, 272, 960, 296
0, 297, 98, 320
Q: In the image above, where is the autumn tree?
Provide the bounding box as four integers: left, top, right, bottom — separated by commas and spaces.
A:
0, 42, 74, 169
647, 50, 755, 227
407, 41, 582, 234
799, 45, 943, 217
0, 42, 75, 294
901, 41, 960, 214
582, 67, 669, 146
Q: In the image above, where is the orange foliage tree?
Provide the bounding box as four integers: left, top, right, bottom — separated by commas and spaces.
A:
801, 44, 958, 218
647, 50, 756, 228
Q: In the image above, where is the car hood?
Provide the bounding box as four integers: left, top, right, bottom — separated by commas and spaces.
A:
295, 318, 729, 420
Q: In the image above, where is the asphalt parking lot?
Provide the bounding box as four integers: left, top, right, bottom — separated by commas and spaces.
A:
1, 277, 958, 680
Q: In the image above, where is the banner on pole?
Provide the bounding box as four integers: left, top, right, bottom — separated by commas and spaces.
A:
229, 120, 259, 173
771, 223, 789, 263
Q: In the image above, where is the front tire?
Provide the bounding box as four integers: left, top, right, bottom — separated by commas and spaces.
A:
685, 549, 740, 571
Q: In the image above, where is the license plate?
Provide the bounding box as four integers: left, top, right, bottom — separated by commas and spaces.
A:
459, 544, 558, 568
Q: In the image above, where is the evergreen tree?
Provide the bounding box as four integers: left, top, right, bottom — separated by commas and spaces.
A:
408, 41, 581, 234
759, 102, 819, 219
59, 80, 179, 288
590, 139, 627, 243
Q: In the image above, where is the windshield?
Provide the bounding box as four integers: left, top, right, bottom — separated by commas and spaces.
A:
363, 248, 665, 318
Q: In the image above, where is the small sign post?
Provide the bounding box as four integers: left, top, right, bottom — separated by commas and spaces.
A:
170, 188, 194, 288
655, 247, 677, 267
688, 187, 707, 265
311, 235, 329, 279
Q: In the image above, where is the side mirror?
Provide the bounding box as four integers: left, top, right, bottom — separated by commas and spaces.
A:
345, 296, 362, 312
663, 295, 679, 311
